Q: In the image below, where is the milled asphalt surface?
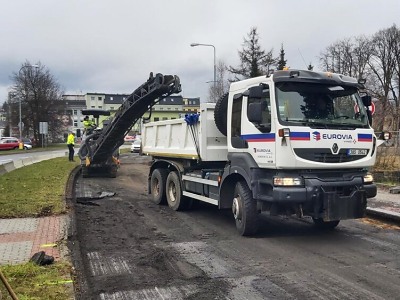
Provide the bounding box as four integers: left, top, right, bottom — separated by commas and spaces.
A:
0, 150, 399, 267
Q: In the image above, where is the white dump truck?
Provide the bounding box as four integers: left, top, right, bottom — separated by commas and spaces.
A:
143, 69, 380, 236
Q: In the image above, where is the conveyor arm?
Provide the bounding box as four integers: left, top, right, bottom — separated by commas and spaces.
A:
79, 73, 181, 165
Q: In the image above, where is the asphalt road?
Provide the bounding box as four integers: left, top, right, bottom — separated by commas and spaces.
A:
69, 154, 400, 300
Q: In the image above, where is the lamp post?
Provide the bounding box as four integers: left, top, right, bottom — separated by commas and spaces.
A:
190, 43, 216, 99
18, 64, 39, 145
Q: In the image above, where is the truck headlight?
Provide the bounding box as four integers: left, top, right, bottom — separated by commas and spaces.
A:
363, 173, 374, 184
273, 176, 304, 187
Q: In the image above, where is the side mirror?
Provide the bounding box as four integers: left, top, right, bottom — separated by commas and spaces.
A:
248, 86, 263, 99
248, 102, 262, 123
366, 110, 372, 126
361, 95, 372, 106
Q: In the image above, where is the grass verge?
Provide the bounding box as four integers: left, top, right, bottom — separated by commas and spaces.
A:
0, 262, 73, 300
0, 157, 78, 218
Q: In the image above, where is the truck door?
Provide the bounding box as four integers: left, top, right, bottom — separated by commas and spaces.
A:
230, 84, 276, 168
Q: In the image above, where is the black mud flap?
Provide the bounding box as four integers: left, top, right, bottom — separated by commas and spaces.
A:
322, 190, 366, 221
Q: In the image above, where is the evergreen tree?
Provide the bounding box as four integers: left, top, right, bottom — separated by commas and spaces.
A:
228, 27, 275, 80
276, 44, 287, 70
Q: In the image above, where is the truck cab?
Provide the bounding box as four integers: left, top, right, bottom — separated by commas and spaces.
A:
222, 70, 376, 232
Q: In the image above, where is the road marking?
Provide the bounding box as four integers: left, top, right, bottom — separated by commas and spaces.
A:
99, 284, 197, 300
171, 241, 234, 278
87, 251, 132, 276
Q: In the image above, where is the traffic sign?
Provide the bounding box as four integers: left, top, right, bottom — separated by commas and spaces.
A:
354, 102, 375, 115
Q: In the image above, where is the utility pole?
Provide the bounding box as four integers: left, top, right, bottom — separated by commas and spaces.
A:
8, 92, 13, 136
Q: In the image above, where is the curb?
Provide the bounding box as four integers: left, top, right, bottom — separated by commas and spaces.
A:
0, 152, 69, 175
62, 164, 81, 300
366, 207, 400, 224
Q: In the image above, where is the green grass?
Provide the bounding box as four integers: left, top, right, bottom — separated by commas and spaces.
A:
0, 262, 73, 300
0, 157, 78, 218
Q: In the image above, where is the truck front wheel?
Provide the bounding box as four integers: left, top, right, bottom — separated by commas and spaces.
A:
312, 218, 340, 230
150, 169, 168, 205
232, 181, 259, 236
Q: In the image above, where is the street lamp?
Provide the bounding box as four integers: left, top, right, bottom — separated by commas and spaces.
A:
190, 43, 216, 98
18, 64, 39, 145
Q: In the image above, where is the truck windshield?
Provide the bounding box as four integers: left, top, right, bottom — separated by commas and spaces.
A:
275, 82, 370, 129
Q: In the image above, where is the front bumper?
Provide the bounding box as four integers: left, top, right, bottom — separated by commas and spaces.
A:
364, 183, 377, 198
261, 177, 368, 220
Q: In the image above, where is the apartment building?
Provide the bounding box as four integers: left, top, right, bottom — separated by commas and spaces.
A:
62, 93, 200, 136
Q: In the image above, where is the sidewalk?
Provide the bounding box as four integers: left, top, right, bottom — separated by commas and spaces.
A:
366, 186, 400, 222
0, 186, 398, 266
0, 216, 67, 265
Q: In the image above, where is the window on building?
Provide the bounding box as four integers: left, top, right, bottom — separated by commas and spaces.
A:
98, 96, 102, 100
73, 110, 77, 115
110, 106, 114, 110
160, 108, 163, 110
175, 108, 178, 110
167, 108, 171, 110
91, 96, 95, 101
91, 106, 95, 108
74, 121, 78, 127
154, 117, 160, 121
99, 106, 102, 109
162, 117, 168, 120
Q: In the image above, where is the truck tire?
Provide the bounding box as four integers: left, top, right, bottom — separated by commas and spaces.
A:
214, 93, 228, 136
166, 171, 188, 211
232, 181, 259, 236
150, 169, 168, 205
312, 218, 340, 230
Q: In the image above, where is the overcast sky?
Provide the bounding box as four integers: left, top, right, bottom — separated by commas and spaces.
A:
1, 0, 399, 105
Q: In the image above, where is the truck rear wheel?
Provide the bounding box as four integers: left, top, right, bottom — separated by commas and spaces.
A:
150, 169, 168, 205
232, 181, 259, 236
166, 171, 188, 211
312, 218, 340, 230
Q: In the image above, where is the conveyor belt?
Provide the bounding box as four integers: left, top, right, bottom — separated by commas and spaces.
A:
80, 73, 181, 167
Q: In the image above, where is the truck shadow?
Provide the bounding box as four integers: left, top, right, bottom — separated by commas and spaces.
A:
186, 200, 348, 240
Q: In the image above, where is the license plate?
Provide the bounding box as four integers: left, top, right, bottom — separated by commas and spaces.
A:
347, 149, 367, 156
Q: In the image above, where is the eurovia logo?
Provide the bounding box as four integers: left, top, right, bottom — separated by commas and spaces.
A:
312, 131, 321, 141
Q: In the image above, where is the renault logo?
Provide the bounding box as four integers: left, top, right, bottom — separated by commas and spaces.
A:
332, 143, 339, 154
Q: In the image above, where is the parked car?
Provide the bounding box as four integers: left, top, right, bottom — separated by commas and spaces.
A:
124, 135, 135, 143
21, 137, 33, 146
130, 140, 141, 153
0, 137, 32, 150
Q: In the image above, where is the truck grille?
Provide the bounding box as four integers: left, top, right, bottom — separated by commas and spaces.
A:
294, 148, 368, 163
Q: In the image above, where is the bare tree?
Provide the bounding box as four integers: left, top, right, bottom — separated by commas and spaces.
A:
10, 61, 65, 144
319, 36, 372, 80
368, 25, 398, 131
208, 60, 230, 102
